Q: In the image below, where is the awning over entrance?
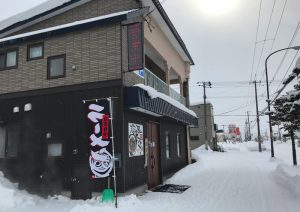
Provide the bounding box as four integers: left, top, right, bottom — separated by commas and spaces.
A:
125, 86, 198, 126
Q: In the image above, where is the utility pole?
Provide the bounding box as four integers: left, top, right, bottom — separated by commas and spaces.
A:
253, 81, 262, 152
277, 125, 282, 141
291, 129, 297, 166
244, 120, 248, 142
246, 111, 251, 141
197, 81, 212, 150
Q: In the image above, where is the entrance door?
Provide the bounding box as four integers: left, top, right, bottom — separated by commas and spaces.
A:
147, 122, 161, 189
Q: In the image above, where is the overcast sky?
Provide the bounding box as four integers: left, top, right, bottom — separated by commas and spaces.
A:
0, 0, 300, 138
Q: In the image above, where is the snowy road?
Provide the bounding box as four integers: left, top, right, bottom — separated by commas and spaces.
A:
1, 141, 300, 212
139, 142, 300, 212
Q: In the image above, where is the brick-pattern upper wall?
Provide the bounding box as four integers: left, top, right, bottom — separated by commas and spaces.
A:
0, 24, 121, 94
11, 0, 140, 36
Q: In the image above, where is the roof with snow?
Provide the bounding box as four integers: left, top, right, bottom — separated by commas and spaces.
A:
126, 84, 198, 126
0, 9, 139, 46
0, 0, 90, 36
0, 0, 194, 65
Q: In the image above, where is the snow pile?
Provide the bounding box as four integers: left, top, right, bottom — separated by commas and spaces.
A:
273, 164, 300, 198
191, 144, 213, 161
246, 141, 266, 151
168, 146, 206, 184
134, 84, 197, 117
0, 0, 90, 32
0, 171, 36, 210
70, 195, 142, 212
218, 142, 242, 152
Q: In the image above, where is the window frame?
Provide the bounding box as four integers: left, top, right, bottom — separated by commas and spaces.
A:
0, 124, 6, 159
176, 133, 182, 157
190, 136, 200, 141
5, 123, 20, 158
47, 141, 64, 158
0, 48, 18, 70
27, 42, 44, 61
0, 53, 5, 71
165, 131, 171, 159
47, 54, 66, 80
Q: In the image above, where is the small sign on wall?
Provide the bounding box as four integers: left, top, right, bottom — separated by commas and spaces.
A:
128, 123, 144, 157
134, 69, 145, 79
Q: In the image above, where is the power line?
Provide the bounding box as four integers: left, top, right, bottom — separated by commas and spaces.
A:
215, 115, 259, 117
208, 95, 267, 99
189, 80, 282, 86
257, 0, 289, 83
254, 0, 277, 81
274, 50, 299, 93
249, 0, 263, 87
270, 21, 300, 84
247, 0, 263, 107
269, 0, 288, 53
257, 21, 300, 99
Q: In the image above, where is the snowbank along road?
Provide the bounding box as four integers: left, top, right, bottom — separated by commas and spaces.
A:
1, 141, 300, 212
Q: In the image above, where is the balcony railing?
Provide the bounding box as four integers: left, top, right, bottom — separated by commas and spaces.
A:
144, 68, 186, 105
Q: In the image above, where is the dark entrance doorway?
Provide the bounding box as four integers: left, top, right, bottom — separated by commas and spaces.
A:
147, 122, 161, 189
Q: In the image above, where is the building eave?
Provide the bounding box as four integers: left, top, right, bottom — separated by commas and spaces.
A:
0, 9, 140, 47
142, 0, 194, 65
0, 0, 92, 38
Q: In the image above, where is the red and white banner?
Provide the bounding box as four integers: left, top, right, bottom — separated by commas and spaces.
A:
86, 100, 113, 179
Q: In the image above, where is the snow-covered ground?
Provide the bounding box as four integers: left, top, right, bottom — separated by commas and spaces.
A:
1, 141, 300, 212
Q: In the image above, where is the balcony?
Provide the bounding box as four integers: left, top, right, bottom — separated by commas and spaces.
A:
143, 68, 186, 105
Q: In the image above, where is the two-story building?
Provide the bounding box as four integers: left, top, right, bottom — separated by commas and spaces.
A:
0, 0, 196, 199
189, 103, 216, 150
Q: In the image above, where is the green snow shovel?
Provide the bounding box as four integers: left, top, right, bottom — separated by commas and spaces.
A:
102, 177, 114, 203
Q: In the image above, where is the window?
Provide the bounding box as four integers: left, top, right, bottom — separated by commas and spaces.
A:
0, 53, 5, 70
165, 132, 170, 159
176, 133, 181, 157
6, 50, 17, 68
190, 136, 199, 141
0, 126, 6, 158
47, 54, 66, 79
6, 124, 20, 157
27, 43, 44, 60
0, 49, 18, 70
48, 143, 63, 157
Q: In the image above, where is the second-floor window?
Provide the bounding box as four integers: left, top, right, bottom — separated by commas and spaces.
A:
47, 54, 66, 79
0, 49, 18, 70
27, 43, 44, 60
0, 53, 5, 70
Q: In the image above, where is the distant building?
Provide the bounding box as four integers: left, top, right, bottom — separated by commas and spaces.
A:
189, 103, 216, 150
216, 130, 226, 142
227, 124, 241, 142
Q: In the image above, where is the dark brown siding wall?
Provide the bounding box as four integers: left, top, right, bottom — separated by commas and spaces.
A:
0, 83, 124, 195
160, 118, 188, 176
12, 0, 140, 35
0, 23, 121, 94
123, 110, 152, 190
123, 110, 188, 190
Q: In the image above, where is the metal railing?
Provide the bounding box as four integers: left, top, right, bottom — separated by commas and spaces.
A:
144, 68, 186, 105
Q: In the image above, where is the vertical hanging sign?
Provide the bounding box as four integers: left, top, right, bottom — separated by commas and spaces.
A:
86, 100, 113, 179
128, 22, 144, 71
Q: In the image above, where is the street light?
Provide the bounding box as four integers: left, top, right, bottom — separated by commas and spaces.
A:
265, 45, 300, 158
